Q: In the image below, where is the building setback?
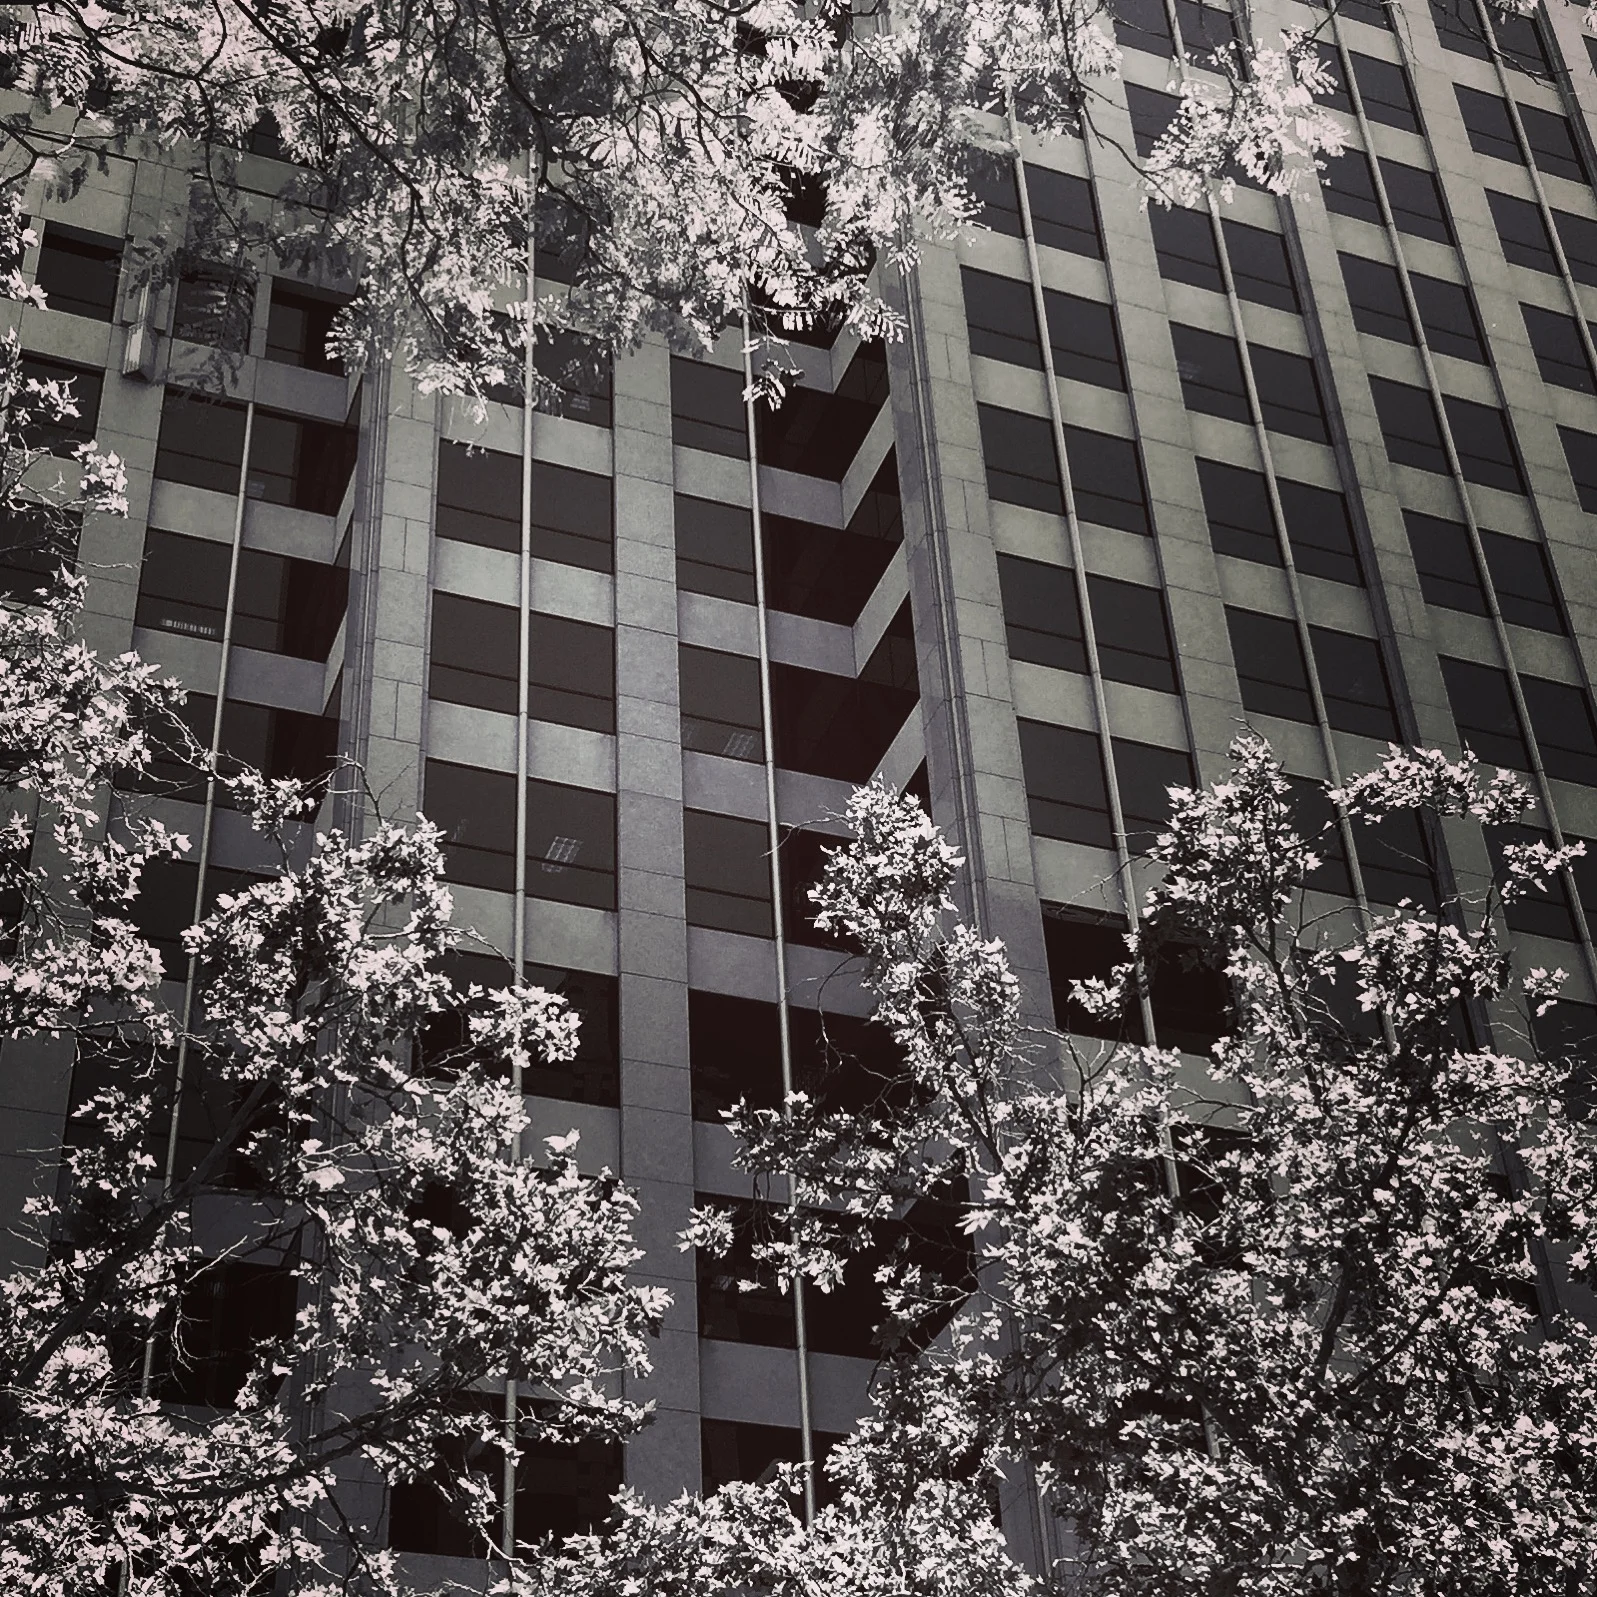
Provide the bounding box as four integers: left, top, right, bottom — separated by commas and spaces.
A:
5, 0, 1597, 1575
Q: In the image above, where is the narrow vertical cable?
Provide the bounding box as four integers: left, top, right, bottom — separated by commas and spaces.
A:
741, 315, 817, 1525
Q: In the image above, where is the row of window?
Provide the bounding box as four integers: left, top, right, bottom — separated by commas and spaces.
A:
1172, 322, 1329, 442
1441, 655, 1597, 787
976, 404, 1150, 533
1455, 83, 1590, 187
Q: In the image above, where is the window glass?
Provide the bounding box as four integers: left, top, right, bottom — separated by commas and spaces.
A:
684, 809, 774, 936
1313, 41, 1354, 113
1063, 425, 1152, 534
962, 267, 1042, 368
1150, 205, 1223, 292
1519, 102, 1589, 186
675, 494, 753, 601
535, 189, 597, 284
1369, 376, 1446, 475
1225, 607, 1313, 724
1017, 719, 1112, 848
1442, 394, 1525, 495
1559, 424, 1597, 511
1113, 0, 1174, 55
1404, 510, 1488, 616
1252, 345, 1329, 443
436, 441, 518, 551
1126, 84, 1178, 159
525, 613, 615, 732
1321, 148, 1382, 226
779, 826, 856, 951
18, 354, 102, 454
523, 964, 620, 1104
1025, 165, 1103, 258
1554, 209, 1597, 287
1522, 674, 1597, 787
426, 761, 507, 892
1438, 657, 1531, 771
1197, 458, 1276, 567
171, 268, 254, 351
1488, 189, 1556, 273
1113, 736, 1195, 851
265, 282, 343, 372
526, 461, 616, 571
1319, 0, 1391, 28
525, 777, 616, 907
1340, 252, 1413, 345
245, 410, 359, 514
1286, 775, 1356, 897
1487, 823, 1580, 941
1042, 906, 1141, 1042
150, 1261, 297, 1410
1455, 85, 1522, 165
1483, 531, 1564, 633
1351, 52, 1421, 132
670, 358, 747, 458
1410, 273, 1487, 363
1379, 158, 1453, 243
0, 506, 78, 599
1358, 807, 1438, 908
1089, 575, 1180, 693
154, 390, 248, 493
701, 1419, 847, 1507
977, 404, 1063, 514
1308, 627, 1398, 740
965, 150, 1024, 236
756, 342, 888, 480
680, 645, 763, 760
34, 223, 121, 320
1277, 477, 1361, 585
997, 554, 1086, 673
1174, 0, 1236, 57
1172, 323, 1249, 424
1223, 218, 1299, 312
534, 328, 614, 428
1522, 303, 1595, 393
1533, 999, 1597, 1119
1043, 288, 1126, 389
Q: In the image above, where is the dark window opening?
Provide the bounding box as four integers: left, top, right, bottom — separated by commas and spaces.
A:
1223, 218, 1300, 312
1251, 344, 1330, 443
1379, 158, 1453, 244
1523, 303, 1597, 393
1455, 84, 1522, 165
1444, 393, 1525, 495
671, 358, 748, 458
756, 342, 889, 481
245, 409, 359, 514
1351, 52, 1421, 132
1026, 165, 1104, 258
149, 1260, 296, 1409
534, 328, 614, 428
676, 494, 754, 602
1522, 674, 1597, 787
1560, 425, 1597, 512
1150, 205, 1223, 293
1321, 148, 1383, 226
1369, 375, 1446, 476
0, 507, 79, 600
1064, 424, 1153, 534
1488, 189, 1555, 273
1018, 720, 1111, 849
1043, 288, 1126, 389
171, 266, 254, 351
1113, 0, 1174, 55
997, 554, 1086, 674
684, 809, 774, 937
962, 267, 1042, 369
17, 354, 102, 454
1532, 1000, 1597, 1121
701, 1419, 846, 1514
1439, 656, 1532, 772
1309, 627, 1398, 741
681, 645, 763, 761
34, 222, 121, 320
1114, 736, 1196, 853
977, 404, 1063, 515
1520, 102, 1590, 186
1553, 210, 1597, 287
1225, 607, 1313, 725
1172, 323, 1249, 425
436, 443, 614, 573
265, 281, 344, 373
1091, 575, 1180, 694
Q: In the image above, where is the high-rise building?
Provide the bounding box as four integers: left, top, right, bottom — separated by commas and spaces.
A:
6, 0, 1597, 1573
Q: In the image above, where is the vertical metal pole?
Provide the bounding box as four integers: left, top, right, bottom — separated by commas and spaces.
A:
741, 315, 817, 1524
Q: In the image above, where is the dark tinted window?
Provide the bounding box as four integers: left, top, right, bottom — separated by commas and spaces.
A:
1522, 674, 1597, 786
1429, 0, 1551, 73
1150, 205, 1222, 292
1225, 607, 1313, 724
1126, 84, 1178, 159
1443, 394, 1525, 494
154, 391, 248, 493
1197, 458, 1276, 566
1559, 425, 1597, 511
675, 494, 753, 601
1026, 165, 1103, 258
246, 410, 360, 514
1223, 218, 1299, 312
1523, 304, 1595, 393
1091, 575, 1180, 693
171, 268, 254, 352
1533, 1000, 1597, 1120
1172, 323, 1249, 424
1369, 376, 1446, 475
1488, 823, 1581, 942
1063, 425, 1152, 534
1114, 736, 1195, 852
1043, 906, 1138, 1041
1405, 510, 1487, 616
534, 328, 614, 428
1340, 252, 1412, 345
1358, 807, 1438, 908
966, 150, 1023, 235
34, 223, 121, 320
1313, 41, 1354, 113
430, 593, 516, 712
962, 267, 1042, 368
1411, 273, 1488, 363
1252, 345, 1329, 443
1278, 477, 1361, 585
1488, 189, 1556, 273
1043, 288, 1126, 389
671, 358, 747, 458
524, 778, 617, 907
684, 809, 773, 937
1351, 52, 1420, 132
1174, 0, 1236, 57
1309, 627, 1398, 740
763, 455, 902, 624
1380, 158, 1452, 243
1439, 657, 1531, 771
441, 448, 612, 573
151, 1261, 297, 1410
265, 282, 343, 372
18, 354, 102, 453
1321, 148, 1382, 226
977, 404, 1063, 514
997, 555, 1086, 673
1520, 103, 1589, 186
1455, 85, 1521, 164
526, 612, 615, 732
1323, 0, 1391, 28
756, 342, 888, 480
680, 645, 763, 761
1483, 532, 1564, 632
1554, 209, 1597, 287
426, 761, 515, 890
1017, 719, 1112, 848
1113, 0, 1174, 55
0, 506, 78, 599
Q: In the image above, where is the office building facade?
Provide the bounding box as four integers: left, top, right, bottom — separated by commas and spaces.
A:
6, 0, 1597, 1575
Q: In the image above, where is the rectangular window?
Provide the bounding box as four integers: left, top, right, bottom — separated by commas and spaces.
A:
154, 390, 249, 494
680, 645, 763, 760
137, 529, 348, 659
1411, 273, 1488, 363
0, 506, 78, 600
1379, 158, 1453, 244
1351, 52, 1421, 132
533, 328, 613, 428
1277, 477, 1362, 585
1172, 323, 1249, 424
966, 150, 1023, 236
1313, 41, 1354, 113
1113, 0, 1174, 55
1043, 288, 1126, 389
1126, 84, 1178, 160
684, 809, 774, 936
1150, 205, 1223, 293
151, 1261, 297, 1410
1484, 532, 1565, 633
1358, 807, 1439, 908
171, 267, 254, 352
1555, 209, 1597, 287
526, 612, 616, 732
1197, 458, 1277, 567
245, 410, 359, 515
436, 444, 613, 572
1488, 189, 1556, 273
1533, 1000, 1597, 1120
670, 358, 747, 458
1320, 0, 1391, 28
1430, 0, 1551, 72
429, 592, 518, 714
1340, 252, 1413, 345
1405, 510, 1485, 616
265, 281, 343, 372
525, 777, 617, 907
755, 342, 888, 481
1489, 823, 1584, 941
1025, 165, 1103, 258
1455, 85, 1522, 165
34, 222, 121, 320
1523, 303, 1596, 392
1439, 656, 1531, 771
1443, 394, 1525, 495
1090, 575, 1181, 694
1321, 148, 1383, 226
1063, 424, 1152, 534
17, 354, 102, 454
1369, 375, 1447, 475
1174, 0, 1236, 57
1522, 674, 1597, 786
1017, 719, 1112, 848
1223, 218, 1300, 312
996, 554, 1087, 673
675, 494, 752, 601
1252, 345, 1329, 443
1225, 607, 1314, 724
1520, 103, 1589, 186
1114, 736, 1195, 852
1309, 627, 1398, 740
1560, 424, 1597, 511
961, 267, 1042, 368
1043, 906, 1140, 1042
977, 404, 1063, 514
